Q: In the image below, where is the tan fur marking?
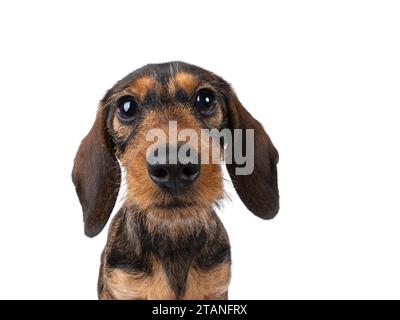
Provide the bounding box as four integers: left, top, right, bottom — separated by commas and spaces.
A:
129, 76, 160, 102
174, 72, 199, 95
184, 263, 231, 300
205, 106, 224, 128
99, 290, 114, 300
103, 260, 230, 300
112, 115, 132, 140
105, 261, 175, 300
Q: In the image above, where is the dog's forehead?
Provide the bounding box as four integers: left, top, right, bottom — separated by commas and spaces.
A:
112, 62, 217, 104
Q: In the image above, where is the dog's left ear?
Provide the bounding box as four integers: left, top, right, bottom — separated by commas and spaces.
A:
72, 102, 121, 237
225, 88, 279, 219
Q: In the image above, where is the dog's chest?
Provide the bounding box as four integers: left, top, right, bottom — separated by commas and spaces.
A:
102, 213, 231, 299
104, 259, 230, 300
104, 230, 230, 299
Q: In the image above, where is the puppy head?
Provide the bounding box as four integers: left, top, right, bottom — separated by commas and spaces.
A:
72, 62, 279, 237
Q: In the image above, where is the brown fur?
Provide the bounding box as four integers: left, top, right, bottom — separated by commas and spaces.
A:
129, 76, 160, 102
105, 262, 175, 300
101, 260, 230, 300
226, 90, 279, 219
97, 207, 231, 300
173, 72, 199, 95
72, 107, 121, 237
72, 62, 279, 300
112, 115, 132, 140
185, 263, 231, 300
120, 107, 224, 218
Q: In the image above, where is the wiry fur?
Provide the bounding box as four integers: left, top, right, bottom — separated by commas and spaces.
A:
72, 61, 279, 299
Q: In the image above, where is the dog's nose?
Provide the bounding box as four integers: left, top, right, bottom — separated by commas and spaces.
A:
147, 147, 200, 192
148, 162, 200, 191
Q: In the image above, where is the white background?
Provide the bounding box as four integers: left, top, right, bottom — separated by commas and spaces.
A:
0, 0, 399, 300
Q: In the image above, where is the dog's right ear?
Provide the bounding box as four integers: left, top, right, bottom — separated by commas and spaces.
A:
72, 101, 121, 238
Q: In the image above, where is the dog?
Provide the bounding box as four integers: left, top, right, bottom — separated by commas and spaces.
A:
72, 61, 279, 300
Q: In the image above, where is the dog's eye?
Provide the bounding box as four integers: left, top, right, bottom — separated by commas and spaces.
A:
194, 89, 216, 116
118, 97, 138, 120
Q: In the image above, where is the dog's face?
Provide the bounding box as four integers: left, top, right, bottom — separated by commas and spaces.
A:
72, 62, 279, 237
108, 65, 227, 214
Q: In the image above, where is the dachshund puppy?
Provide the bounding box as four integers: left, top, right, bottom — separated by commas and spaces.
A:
72, 62, 279, 300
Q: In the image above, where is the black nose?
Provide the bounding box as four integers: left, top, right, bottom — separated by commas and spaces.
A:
147, 147, 200, 192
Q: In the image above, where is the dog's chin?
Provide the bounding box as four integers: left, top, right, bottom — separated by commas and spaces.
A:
153, 200, 193, 210
145, 184, 225, 212
151, 192, 196, 210
141, 187, 196, 211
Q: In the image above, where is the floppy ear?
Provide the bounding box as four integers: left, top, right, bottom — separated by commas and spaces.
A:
72, 103, 121, 237
226, 89, 279, 219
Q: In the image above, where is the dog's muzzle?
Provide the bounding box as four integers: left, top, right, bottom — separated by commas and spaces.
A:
147, 144, 200, 192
